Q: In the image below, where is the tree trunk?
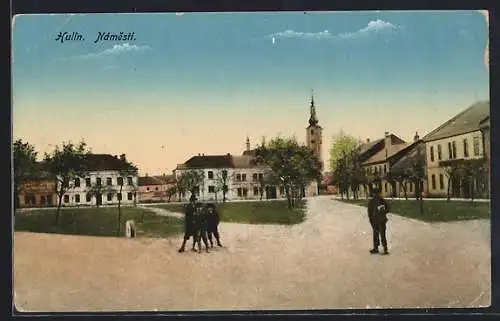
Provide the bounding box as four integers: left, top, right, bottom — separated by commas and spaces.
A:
117, 184, 123, 236
447, 176, 452, 201
470, 176, 475, 203
56, 192, 63, 225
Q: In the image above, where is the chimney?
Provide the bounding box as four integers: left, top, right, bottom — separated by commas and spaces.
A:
414, 131, 420, 142
366, 138, 370, 143
384, 132, 391, 147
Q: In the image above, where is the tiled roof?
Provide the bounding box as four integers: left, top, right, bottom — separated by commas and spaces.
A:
390, 141, 426, 173
138, 176, 165, 186
155, 174, 176, 184
362, 143, 409, 165
83, 154, 137, 172
181, 154, 234, 169
422, 101, 490, 142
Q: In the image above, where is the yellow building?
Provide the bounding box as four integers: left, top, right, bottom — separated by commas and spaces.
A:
422, 101, 489, 198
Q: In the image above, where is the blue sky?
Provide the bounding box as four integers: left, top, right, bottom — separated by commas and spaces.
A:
12, 11, 489, 175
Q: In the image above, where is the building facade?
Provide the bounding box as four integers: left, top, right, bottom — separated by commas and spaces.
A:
422, 101, 490, 198
305, 93, 322, 196
18, 176, 57, 208
138, 175, 175, 203
57, 154, 139, 207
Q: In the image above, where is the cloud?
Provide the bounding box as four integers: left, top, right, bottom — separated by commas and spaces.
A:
77, 43, 151, 59
338, 19, 399, 38
268, 19, 399, 41
269, 29, 332, 40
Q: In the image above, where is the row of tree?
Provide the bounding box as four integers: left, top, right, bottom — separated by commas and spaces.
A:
328, 131, 487, 207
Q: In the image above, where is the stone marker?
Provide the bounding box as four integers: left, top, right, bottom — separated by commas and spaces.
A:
125, 220, 136, 238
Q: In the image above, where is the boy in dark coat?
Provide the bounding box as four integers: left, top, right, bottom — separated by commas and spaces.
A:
367, 188, 390, 255
206, 203, 223, 248
177, 195, 198, 253
193, 203, 210, 253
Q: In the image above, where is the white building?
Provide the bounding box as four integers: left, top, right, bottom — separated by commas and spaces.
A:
174, 152, 287, 202
58, 154, 139, 207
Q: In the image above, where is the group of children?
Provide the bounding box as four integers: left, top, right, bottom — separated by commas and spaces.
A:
178, 196, 223, 253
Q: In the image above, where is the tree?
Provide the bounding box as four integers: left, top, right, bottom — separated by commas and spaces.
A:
115, 154, 138, 235
257, 170, 277, 201
44, 141, 91, 224
166, 186, 177, 202
254, 136, 322, 210
13, 139, 38, 209
214, 170, 230, 202
328, 132, 362, 173
177, 169, 205, 200
444, 164, 460, 201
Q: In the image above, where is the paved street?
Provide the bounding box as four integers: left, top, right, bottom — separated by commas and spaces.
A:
14, 196, 490, 312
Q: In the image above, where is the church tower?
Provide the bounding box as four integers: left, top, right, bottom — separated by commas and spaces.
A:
306, 91, 323, 167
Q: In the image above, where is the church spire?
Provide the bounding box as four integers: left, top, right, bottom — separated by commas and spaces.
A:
308, 89, 319, 126
246, 136, 250, 151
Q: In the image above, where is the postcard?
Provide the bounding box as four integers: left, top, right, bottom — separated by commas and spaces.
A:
12, 10, 491, 312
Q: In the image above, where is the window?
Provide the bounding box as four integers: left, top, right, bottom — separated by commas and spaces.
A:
253, 173, 258, 181
430, 146, 435, 162
463, 139, 469, 158
253, 187, 259, 195
439, 174, 444, 190
208, 171, 214, 179
409, 183, 413, 192
311, 140, 315, 144
155, 187, 159, 191
437, 145, 442, 160
127, 177, 133, 185
379, 166, 382, 174
64, 195, 69, 203
311, 129, 314, 135
74, 178, 80, 187
47, 195, 53, 205
258, 173, 263, 180
86, 194, 92, 202
384, 182, 388, 193
473, 136, 481, 156
237, 188, 242, 197
117, 193, 122, 201
107, 193, 113, 201
106, 177, 112, 186
117, 177, 124, 186
146, 187, 150, 191
383, 165, 387, 173
96, 177, 102, 186
127, 192, 133, 200
85, 178, 91, 187
452, 141, 457, 159
242, 174, 247, 182
448, 142, 453, 159
242, 188, 248, 196
75, 194, 80, 203
431, 175, 436, 190
236, 174, 241, 181
40, 195, 46, 205
208, 186, 215, 193
221, 170, 228, 178
24, 194, 36, 205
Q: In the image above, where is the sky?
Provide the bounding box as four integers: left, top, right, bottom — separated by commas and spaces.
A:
12, 11, 490, 175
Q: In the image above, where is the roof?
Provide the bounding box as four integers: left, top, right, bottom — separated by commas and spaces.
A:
390, 141, 426, 173
179, 154, 234, 169
155, 174, 176, 184
422, 101, 490, 142
362, 143, 409, 165
231, 155, 254, 168
138, 176, 165, 186
357, 138, 384, 155
83, 154, 137, 172
479, 116, 490, 129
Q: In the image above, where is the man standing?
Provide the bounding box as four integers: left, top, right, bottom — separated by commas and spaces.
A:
367, 188, 390, 255
206, 203, 223, 248
178, 195, 198, 253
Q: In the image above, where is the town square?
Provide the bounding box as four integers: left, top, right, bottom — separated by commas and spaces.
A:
12, 10, 491, 311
